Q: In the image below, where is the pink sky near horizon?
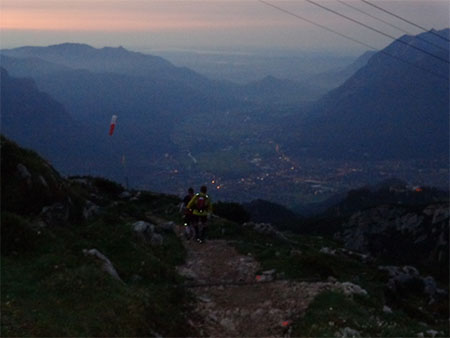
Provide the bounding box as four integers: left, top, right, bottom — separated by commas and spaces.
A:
2, 0, 287, 32
3, 8, 273, 32
1, 0, 449, 52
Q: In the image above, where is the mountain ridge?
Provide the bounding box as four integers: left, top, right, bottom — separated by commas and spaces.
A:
285, 28, 449, 161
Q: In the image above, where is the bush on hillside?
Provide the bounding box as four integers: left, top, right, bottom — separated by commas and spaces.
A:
213, 201, 250, 224
1, 212, 39, 255
91, 177, 124, 197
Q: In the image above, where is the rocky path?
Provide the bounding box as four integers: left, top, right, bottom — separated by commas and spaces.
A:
176, 232, 334, 337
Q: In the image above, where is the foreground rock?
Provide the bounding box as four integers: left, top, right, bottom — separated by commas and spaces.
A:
83, 248, 123, 283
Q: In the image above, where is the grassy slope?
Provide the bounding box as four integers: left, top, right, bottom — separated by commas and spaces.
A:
1, 137, 196, 337
1, 191, 195, 337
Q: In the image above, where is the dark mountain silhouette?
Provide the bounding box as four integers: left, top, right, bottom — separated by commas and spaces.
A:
0, 47, 242, 117
2, 43, 185, 79
325, 179, 449, 218
243, 199, 300, 229
0, 43, 243, 100
286, 29, 449, 161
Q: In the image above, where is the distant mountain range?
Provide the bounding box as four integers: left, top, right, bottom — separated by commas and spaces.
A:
0, 42, 363, 178
1, 30, 448, 199
285, 29, 449, 161
0, 45, 240, 123
1, 43, 197, 81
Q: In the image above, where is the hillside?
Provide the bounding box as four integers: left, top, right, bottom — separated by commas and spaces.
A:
0, 68, 126, 178
1, 136, 193, 336
1, 136, 448, 337
285, 29, 449, 161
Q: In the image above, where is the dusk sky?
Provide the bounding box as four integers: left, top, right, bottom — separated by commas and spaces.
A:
1, 0, 449, 54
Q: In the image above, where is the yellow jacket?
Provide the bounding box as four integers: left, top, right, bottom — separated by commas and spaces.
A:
186, 192, 213, 216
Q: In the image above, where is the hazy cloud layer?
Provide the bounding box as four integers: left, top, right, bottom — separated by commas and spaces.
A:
1, 0, 449, 53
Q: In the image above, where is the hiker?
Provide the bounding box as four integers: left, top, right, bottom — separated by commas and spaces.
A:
186, 185, 213, 243
180, 187, 195, 239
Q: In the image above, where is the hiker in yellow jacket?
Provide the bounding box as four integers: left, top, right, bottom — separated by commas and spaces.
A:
186, 185, 213, 243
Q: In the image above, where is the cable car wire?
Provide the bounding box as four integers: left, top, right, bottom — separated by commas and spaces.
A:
304, 0, 449, 64
360, 0, 450, 43
336, 0, 449, 53
258, 0, 448, 81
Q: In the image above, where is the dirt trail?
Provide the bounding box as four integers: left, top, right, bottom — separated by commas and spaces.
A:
177, 232, 333, 337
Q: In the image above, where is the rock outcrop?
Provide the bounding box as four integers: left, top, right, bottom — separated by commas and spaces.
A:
335, 203, 449, 276
132, 220, 164, 246
379, 265, 447, 304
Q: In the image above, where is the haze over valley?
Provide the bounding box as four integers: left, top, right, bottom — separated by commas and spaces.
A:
2, 29, 449, 209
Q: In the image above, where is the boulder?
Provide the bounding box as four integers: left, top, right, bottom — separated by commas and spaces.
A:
16, 163, 32, 186
383, 305, 393, 314
38, 175, 49, 188
259, 269, 276, 282
40, 202, 70, 226
380, 265, 422, 295
70, 177, 90, 186
159, 221, 176, 233
151, 233, 164, 246
422, 276, 447, 303
132, 221, 155, 241
320, 247, 337, 255
336, 282, 368, 297
119, 191, 132, 199
337, 327, 361, 338
379, 265, 447, 302
426, 330, 439, 338
83, 200, 100, 220
132, 221, 164, 245
83, 248, 123, 283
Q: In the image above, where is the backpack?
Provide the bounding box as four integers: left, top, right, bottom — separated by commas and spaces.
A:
196, 195, 208, 211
